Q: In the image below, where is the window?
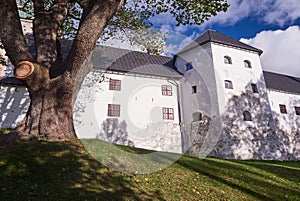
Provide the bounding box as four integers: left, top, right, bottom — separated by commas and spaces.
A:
162, 107, 174, 120
109, 79, 121, 91
279, 104, 287, 114
224, 56, 232, 64
244, 60, 252, 68
251, 83, 258, 93
185, 62, 193, 70
107, 104, 120, 117
243, 111, 252, 121
192, 112, 202, 122
224, 80, 233, 89
192, 86, 197, 94
162, 85, 172, 96
295, 106, 300, 115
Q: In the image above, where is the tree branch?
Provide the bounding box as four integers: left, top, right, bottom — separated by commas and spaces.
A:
33, 0, 68, 68
65, 0, 125, 79
74, 0, 89, 9
0, 0, 34, 66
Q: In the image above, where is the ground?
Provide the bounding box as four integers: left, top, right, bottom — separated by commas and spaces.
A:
0, 132, 299, 201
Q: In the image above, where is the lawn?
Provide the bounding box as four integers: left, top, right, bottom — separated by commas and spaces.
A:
0, 139, 299, 201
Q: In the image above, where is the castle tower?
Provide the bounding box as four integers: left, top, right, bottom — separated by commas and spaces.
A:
175, 30, 276, 159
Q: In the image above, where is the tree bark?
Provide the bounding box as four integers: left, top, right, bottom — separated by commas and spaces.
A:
16, 75, 76, 140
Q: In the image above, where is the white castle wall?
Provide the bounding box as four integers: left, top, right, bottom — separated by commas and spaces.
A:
174, 44, 224, 156
207, 42, 298, 160
0, 85, 30, 128
268, 90, 300, 132
267, 90, 300, 159
74, 71, 182, 153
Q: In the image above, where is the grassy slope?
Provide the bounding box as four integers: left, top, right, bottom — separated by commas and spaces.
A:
0, 140, 299, 201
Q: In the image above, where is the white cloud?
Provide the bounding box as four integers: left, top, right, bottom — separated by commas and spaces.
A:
264, 0, 300, 26
163, 31, 198, 56
205, 0, 300, 27
240, 26, 300, 77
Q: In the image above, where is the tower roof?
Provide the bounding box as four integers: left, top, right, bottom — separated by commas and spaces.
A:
178, 30, 263, 55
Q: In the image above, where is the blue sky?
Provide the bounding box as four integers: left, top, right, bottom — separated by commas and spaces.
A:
147, 0, 300, 77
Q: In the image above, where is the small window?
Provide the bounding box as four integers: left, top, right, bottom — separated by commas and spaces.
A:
185, 62, 193, 71
224, 56, 232, 64
162, 85, 172, 96
295, 106, 300, 115
109, 79, 121, 91
107, 104, 120, 117
243, 111, 252, 121
251, 83, 258, 93
279, 104, 287, 114
192, 112, 202, 122
162, 107, 174, 120
192, 86, 197, 94
244, 60, 252, 68
224, 80, 233, 89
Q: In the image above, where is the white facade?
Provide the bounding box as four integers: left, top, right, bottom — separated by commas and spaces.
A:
173, 36, 299, 160
174, 44, 223, 156
210, 42, 272, 125
0, 85, 29, 128
267, 90, 300, 159
268, 89, 300, 132
74, 71, 182, 153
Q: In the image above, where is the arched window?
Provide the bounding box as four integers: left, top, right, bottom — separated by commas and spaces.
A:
185, 62, 193, 71
224, 56, 232, 64
224, 80, 233, 89
243, 111, 252, 121
244, 60, 251, 68
192, 111, 202, 122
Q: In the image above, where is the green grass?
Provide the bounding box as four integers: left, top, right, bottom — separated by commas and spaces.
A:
0, 139, 299, 201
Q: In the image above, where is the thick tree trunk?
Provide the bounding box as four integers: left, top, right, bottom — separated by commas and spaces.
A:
16, 76, 77, 141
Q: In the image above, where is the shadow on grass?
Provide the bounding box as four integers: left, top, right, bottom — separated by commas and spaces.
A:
236, 160, 300, 183
81, 139, 181, 174
177, 156, 300, 201
0, 140, 164, 201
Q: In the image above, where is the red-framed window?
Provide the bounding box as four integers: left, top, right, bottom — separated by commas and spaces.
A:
109, 79, 121, 91
295, 106, 300, 115
279, 104, 287, 114
162, 107, 174, 120
162, 85, 172, 96
107, 104, 120, 117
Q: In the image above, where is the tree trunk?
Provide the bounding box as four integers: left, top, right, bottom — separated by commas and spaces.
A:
16, 75, 77, 141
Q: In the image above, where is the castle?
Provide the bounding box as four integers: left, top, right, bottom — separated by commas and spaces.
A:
0, 20, 299, 160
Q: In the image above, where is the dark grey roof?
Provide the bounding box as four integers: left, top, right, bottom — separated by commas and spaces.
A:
0, 77, 26, 86
178, 30, 263, 55
26, 39, 182, 79
92, 45, 182, 78
263, 71, 300, 94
